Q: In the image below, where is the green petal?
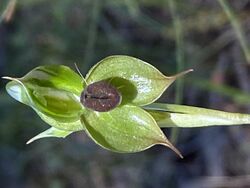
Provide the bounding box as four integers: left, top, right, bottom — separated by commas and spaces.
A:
3, 65, 85, 131
5, 78, 83, 131
85, 55, 192, 106
21, 65, 84, 95
144, 103, 250, 128
81, 105, 182, 157
26, 127, 73, 144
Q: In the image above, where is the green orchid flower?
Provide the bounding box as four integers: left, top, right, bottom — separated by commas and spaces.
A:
4, 55, 250, 157
3, 55, 193, 157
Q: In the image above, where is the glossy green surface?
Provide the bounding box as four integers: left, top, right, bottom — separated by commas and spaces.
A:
26, 127, 73, 144
145, 103, 250, 128
81, 105, 181, 156
4, 65, 85, 131
86, 55, 191, 106
4, 56, 250, 156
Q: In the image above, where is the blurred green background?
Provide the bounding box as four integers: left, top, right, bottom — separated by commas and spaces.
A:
1, 0, 250, 187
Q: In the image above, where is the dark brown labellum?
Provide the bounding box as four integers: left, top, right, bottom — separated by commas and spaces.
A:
80, 80, 121, 112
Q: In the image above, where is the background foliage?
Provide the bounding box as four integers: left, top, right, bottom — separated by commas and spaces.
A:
0, 0, 250, 187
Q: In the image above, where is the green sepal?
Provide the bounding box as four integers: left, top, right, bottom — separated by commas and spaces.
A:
3, 65, 86, 131
81, 105, 182, 157
86, 55, 192, 106
144, 103, 250, 128
26, 127, 73, 144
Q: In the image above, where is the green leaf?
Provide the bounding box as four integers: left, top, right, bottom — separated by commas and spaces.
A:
81, 105, 182, 157
3, 65, 85, 131
144, 103, 250, 128
85, 55, 192, 106
26, 127, 73, 144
